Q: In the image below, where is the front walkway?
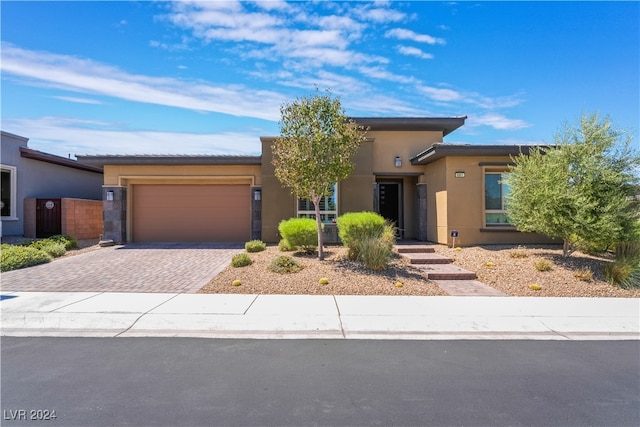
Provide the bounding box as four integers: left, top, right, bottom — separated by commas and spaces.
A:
0, 243, 243, 293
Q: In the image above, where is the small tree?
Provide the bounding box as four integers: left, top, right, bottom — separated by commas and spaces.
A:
272, 89, 367, 260
505, 113, 639, 257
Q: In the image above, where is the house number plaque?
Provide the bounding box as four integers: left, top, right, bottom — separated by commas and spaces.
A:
45, 201, 55, 210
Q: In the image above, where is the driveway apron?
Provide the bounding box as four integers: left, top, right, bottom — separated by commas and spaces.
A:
0, 244, 243, 293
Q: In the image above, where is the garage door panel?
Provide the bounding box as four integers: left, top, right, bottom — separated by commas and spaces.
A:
133, 184, 250, 242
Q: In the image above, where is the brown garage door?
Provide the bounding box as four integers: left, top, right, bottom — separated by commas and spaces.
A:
133, 184, 250, 242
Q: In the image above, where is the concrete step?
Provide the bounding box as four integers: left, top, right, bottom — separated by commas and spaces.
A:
431, 280, 507, 296
402, 252, 453, 264
394, 244, 436, 254
415, 264, 477, 280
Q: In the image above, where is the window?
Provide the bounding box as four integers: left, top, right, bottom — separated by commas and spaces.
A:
485, 172, 510, 226
297, 184, 338, 223
1, 165, 17, 219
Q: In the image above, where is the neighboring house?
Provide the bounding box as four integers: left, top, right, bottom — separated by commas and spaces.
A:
1, 131, 104, 238
77, 117, 553, 246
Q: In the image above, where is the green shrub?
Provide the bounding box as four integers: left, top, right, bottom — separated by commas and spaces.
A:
1, 244, 52, 272
358, 236, 393, 271
336, 212, 393, 260
268, 255, 303, 274
534, 259, 553, 272
29, 240, 67, 258
231, 253, 253, 268
48, 234, 78, 249
278, 239, 295, 252
605, 258, 640, 289
278, 218, 317, 254
245, 240, 266, 253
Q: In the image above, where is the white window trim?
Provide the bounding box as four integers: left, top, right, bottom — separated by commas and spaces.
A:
484, 171, 510, 226
296, 184, 338, 224
1, 165, 18, 220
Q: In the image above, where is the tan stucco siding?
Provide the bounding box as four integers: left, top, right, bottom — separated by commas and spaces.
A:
341, 140, 374, 214
423, 158, 448, 244
370, 130, 442, 173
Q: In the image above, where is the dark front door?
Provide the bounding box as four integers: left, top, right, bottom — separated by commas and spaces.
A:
378, 181, 403, 237
36, 199, 62, 238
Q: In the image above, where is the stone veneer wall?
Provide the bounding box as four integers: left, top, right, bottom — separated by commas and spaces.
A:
61, 198, 103, 239
102, 187, 126, 244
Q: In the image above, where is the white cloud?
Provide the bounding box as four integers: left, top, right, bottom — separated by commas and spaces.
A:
2, 117, 263, 157
397, 45, 434, 59
0, 43, 285, 121
467, 113, 531, 130
385, 28, 445, 45
52, 96, 102, 105
417, 85, 463, 102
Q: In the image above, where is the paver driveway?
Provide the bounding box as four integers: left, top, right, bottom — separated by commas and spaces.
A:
0, 243, 243, 293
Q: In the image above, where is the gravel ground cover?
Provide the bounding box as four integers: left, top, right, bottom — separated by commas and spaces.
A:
432, 244, 640, 298
198, 246, 446, 296
201, 243, 640, 297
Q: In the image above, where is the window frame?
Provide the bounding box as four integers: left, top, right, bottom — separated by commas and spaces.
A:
296, 183, 338, 224
484, 171, 511, 227
1, 165, 18, 220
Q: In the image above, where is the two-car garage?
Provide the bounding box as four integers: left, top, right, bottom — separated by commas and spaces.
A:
132, 184, 251, 243
76, 155, 263, 244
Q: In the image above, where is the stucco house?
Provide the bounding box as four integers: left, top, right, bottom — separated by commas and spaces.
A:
77, 117, 552, 246
1, 131, 104, 239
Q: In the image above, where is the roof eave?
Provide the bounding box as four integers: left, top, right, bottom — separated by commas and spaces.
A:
411, 144, 540, 165
75, 155, 262, 167
20, 147, 103, 173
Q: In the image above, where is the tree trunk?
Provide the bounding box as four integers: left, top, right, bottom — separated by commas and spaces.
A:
562, 238, 572, 257
313, 198, 324, 260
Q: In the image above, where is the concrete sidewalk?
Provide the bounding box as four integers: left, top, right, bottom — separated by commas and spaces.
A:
2, 292, 638, 340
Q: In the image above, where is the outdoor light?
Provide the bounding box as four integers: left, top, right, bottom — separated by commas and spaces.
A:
254, 189, 261, 201
394, 156, 402, 167
455, 171, 465, 178
106, 191, 114, 201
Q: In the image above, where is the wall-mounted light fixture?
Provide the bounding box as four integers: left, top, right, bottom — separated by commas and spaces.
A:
455, 171, 465, 178
254, 189, 262, 201
106, 190, 114, 201
394, 156, 402, 167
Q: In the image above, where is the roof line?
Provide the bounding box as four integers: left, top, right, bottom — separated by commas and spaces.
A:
20, 147, 103, 174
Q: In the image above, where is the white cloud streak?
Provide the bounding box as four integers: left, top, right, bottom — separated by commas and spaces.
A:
467, 113, 531, 130
397, 45, 434, 59
385, 28, 445, 45
2, 117, 263, 156
1, 43, 285, 121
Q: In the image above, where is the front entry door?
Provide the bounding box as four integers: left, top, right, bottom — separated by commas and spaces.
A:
36, 198, 62, 238
378, 181, 403, 237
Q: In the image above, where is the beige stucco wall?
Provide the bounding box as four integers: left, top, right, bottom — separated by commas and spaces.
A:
370, 130, 441, 174
426, 155, 554, 246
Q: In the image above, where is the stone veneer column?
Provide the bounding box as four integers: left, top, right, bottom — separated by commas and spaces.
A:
251, 186, 262, 241
417, 183, 428, 241
102, 187, 126, 244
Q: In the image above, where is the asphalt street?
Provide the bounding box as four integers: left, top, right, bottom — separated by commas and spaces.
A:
2, 338, 639, 427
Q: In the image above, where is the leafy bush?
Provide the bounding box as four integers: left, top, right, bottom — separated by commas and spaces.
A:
48, 234, 78, 250
1, 244, 52, 272
278, 239, 295, 252
357, 236, 393, 271
245, 240, 266, 253
231, 253, 252, 268
336, 212, 389, 260
268, 255, 303, 274
29, 239, 67, 257
278, 218, 317, 254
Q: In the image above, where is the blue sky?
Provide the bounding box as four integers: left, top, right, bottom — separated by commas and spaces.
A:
1, 1, 638, 158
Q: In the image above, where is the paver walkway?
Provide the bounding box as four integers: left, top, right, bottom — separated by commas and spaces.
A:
395, 244, 507, 297
0, 243, 243, 293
